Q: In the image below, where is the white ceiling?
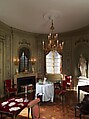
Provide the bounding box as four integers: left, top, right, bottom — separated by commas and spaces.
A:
0, 0, 89, 34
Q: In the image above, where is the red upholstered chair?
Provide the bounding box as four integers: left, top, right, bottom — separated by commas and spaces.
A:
60, 80, 67, 101
4, 79, 17, 97
28, 98, 45, 119
65, 75, 72, 89
54, 80, 67, 102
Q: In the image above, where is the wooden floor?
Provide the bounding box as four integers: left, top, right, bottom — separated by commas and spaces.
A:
1, 90, 89, 119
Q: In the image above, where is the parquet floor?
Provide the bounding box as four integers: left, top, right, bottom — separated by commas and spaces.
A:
1, 90, 89, 119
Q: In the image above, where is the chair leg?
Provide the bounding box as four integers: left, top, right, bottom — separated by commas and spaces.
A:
61, 94, 65, 103
61, 95, 64, 103
8, 93, 10, 97
79, 113, 82, 119
28, 108, 30, 119
75, 107, 80, 117
1, 113, 2, 118
28, 107, 32, 119
75, 108, 76, 117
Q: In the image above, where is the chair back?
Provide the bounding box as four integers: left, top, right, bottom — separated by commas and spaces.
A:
27, 84, 34, 92
32, 104, 40, 119
5, 79, 12, 88
65, 76, 72, 85
4, 79, 12, 88
54, 82, 61, 89
4, 79, 17, 97
83, 94, 89, 102
28, 98, 40, 119
62, 80, 67, 90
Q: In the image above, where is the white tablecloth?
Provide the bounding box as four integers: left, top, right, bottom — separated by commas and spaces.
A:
35, 83, 54, 102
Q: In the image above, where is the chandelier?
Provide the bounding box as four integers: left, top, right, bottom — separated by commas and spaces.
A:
43, 20, 64, 54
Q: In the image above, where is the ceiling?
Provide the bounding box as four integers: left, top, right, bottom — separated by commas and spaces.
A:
0, 0, 89, 34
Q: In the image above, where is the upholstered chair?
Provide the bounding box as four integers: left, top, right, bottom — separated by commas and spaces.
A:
75, 94, 89, 119
65, 75, 72, 89
27, 98, 45, 119
4, 79, 17, 97
54, 80, 67, 102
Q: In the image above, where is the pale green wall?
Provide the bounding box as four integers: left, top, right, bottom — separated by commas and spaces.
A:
61, 28, 89, 77
0, 20, 89, 97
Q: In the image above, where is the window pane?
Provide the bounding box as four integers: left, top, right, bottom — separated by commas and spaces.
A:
54, 67, 61, 74
46, 67, 53, 73
46, 51, 62, 74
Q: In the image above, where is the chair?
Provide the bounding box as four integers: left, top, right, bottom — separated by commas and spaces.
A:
75, 94, 89, 119
21, 84, 35, 100
54, 82, 61, 99
28, 98, 45, 119
79, 101, 89, 119
4, 79, 17, 97
65, 75, 72, 89
54, 80, 67, 102
27, 84, 35, 100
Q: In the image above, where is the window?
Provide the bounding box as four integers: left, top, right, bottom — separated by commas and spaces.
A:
46, 50, 62, 74
19, 47, 31, 72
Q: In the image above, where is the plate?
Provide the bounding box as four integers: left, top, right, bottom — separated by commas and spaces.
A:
8, 102, 16, 107
9, 107, 20, 111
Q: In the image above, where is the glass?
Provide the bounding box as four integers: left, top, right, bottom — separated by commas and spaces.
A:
46, 50, 62, 74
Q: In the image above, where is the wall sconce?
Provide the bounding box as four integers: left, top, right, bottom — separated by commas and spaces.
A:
30, 57, 36, 65
13, 57, 19, 65
29, 57, 36, 73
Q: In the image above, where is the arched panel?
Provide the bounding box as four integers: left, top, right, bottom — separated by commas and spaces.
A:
73, 43, 89, 77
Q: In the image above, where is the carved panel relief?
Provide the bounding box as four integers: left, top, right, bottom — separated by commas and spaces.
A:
0, 38, 5, 97
73, 36, 89, 77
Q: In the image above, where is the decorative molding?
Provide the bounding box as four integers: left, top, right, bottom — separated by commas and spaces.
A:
19, 39, 30, 46
0, 34, 5, 40
75, 37, 88, 45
